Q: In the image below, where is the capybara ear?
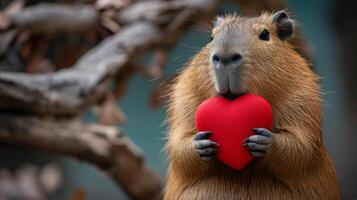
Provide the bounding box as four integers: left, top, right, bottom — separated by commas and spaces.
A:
272, 10, 293, 40
213, 16, 224, 27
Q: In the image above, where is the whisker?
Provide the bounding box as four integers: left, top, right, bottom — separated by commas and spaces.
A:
177, 42, 203, 50
170, 54, 190, 62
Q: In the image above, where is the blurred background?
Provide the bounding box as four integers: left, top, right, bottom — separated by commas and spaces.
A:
0, 0, 356, 199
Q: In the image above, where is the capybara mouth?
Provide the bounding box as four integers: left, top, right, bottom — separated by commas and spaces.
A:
219, 91, 245, 101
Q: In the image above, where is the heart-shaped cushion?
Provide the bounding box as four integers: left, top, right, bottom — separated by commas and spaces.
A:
195, 94, 273, 170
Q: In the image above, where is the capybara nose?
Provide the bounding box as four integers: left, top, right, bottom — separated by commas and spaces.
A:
212, 53, 242, 67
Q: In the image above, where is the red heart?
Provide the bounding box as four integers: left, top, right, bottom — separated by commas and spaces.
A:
195, 94, 273, 170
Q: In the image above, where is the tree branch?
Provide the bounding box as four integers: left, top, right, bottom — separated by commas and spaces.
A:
9, 4, 98, 33
0, 0, 219, 115
0, 23, 162, 114
0, 113, 162, 200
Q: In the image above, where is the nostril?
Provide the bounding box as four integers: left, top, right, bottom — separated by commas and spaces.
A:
231, 53, 242, 63
212, 54, 220, 64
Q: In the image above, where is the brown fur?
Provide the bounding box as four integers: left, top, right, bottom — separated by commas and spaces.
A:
164, 12, 341, 200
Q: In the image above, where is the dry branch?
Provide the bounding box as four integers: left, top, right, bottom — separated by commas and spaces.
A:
8, 4, 97, 33
0, 22, 162, 114
0, 4, 98, 55
0, 0, 219, 115
0, 113, 162, 200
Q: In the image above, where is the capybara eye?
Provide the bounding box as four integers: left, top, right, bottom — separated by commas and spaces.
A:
259, 29, 270, 41
210, 36, 214, 42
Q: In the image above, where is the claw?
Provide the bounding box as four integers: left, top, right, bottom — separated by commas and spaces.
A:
200, 156, 215, 161
244, 142, 269, 151
244, 128, 273, 158
194, 131, 212, 140
196, 148, 217, 156
194, 131, 218, 161
244, 135, 271, 144
194, 139, 218, 149
249, 150, 266, 157
252, 128, 272, 137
